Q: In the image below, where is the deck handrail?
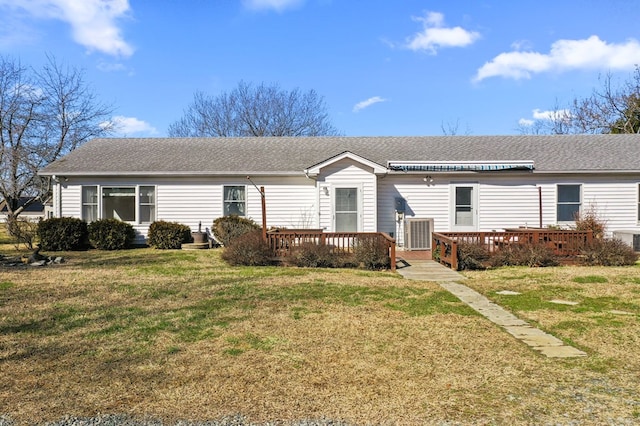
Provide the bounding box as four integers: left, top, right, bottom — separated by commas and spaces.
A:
266, 229, 396, 271
432, 230, 593, 269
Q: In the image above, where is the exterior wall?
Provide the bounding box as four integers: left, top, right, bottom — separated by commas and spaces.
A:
379, 173, 640, 247
57, 175, 316, 242
316, 158, 377, 232
55, 170, 640, 245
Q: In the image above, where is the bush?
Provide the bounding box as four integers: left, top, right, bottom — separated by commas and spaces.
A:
580, 238, 638, 266
147, 220, 192, 249
489, 243, 559, 268
291, 242, 337, 267
574, 206, 607, 240
354, 236, 390, 270
221, 230, 272, 266
37, 217, 88, 251
213, 215, 260, 246
88, 219, 136, 250
457, 242, 490, 270
5, 217, 39, 250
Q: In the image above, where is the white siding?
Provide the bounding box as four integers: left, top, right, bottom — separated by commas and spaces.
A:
317, 158, 377, 232
377, 175, 449, 246
57, 175, 317, 241
378, 174, 640, 240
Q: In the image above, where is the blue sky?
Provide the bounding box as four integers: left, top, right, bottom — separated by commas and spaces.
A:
1, 0, 639, 137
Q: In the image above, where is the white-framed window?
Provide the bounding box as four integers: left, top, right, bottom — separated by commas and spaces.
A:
557, 184, 581, 222
139, 186, 156, 223
81, 185, 156, 223
223, 185, 246, 216
81, 185, 98, 222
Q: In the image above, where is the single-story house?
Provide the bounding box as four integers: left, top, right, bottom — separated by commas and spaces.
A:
38, 134, 640, 249
0, 197, 49, 222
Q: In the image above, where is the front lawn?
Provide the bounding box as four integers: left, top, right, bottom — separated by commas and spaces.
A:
1, 247, 639, 425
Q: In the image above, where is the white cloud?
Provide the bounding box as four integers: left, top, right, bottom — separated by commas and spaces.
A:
108, 116, 157, 136
242, 0, 304, 12
0, 0, 133, 57
405, 11, 480, 54
475, 35, 640, 81
353, 96, 387, 113
519, 108, 571, 126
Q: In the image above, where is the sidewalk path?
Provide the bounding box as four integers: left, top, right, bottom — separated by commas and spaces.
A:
396, 259, 587, 358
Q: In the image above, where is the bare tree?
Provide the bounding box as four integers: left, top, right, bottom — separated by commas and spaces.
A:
441, 118, 471, 135
168, 81, 340, 137
520, 68, 640, 135
0, 55, 113, 234
570, 68, 640, 134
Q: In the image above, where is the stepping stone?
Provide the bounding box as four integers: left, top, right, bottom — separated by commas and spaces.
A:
549, 299, 579, 305
496, 290, 521, 295
536, 345, 587, 358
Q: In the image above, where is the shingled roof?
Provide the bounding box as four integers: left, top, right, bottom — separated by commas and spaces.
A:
38, 134, 640, 176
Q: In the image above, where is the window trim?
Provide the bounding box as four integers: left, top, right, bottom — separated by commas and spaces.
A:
556, 184, 582, 223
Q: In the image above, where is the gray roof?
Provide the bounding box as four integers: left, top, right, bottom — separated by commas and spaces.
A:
39, 134, 640, 176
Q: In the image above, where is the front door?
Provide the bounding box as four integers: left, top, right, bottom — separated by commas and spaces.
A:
334, 187, 359, 232
452, 184, 478, 231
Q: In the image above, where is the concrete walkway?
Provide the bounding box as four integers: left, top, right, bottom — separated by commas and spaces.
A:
396, 259, 587, 358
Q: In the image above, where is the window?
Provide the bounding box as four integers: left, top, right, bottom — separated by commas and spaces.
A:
224, 186, 246, 216
82, 186, 98, 222
82, 185, 156, 223
102, 187, 135, 221
557, 184, 581, 222
335, 187, 358, 232
139, 186, 155, 223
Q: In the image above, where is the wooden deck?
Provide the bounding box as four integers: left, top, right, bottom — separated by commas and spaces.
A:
432, 229, 593, 270
266, 229, 397, 271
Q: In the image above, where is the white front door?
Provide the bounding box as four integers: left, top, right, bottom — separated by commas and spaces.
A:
334, 187, 359, 232
451, 184, 478, 231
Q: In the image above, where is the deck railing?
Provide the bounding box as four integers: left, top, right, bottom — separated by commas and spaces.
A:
432, 229, 593, 270
266, 229, 396, 271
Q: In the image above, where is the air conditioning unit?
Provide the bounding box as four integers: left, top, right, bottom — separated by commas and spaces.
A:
612, 230, 640, 252
404, 218, 433, 250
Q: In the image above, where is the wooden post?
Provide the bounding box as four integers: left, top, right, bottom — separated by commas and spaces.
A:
390, 241, 396, 272
260, 186, 266, 242
538, 186, 543, 228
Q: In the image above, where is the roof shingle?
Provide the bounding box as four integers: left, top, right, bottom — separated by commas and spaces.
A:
39, 134, 640, 175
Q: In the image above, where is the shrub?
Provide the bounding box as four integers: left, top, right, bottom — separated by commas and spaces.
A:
37, 217, 88, 251
291, 242, 337, 267
213, 215, 260, 246
456, 242, 490, 270
5, 217, 39, 250
489, 243, 559, 268
354, 236, 390, 270
88, 219, 136, 250
580, 238, 638, 266
221, 230, 272, 266
574, 205, 607, 240
147, 220, 192, 249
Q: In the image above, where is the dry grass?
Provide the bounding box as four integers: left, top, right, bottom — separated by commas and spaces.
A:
1, 242, 640, 425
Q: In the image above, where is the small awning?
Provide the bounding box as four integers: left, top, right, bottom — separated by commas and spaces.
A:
387, 160, 535, 172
